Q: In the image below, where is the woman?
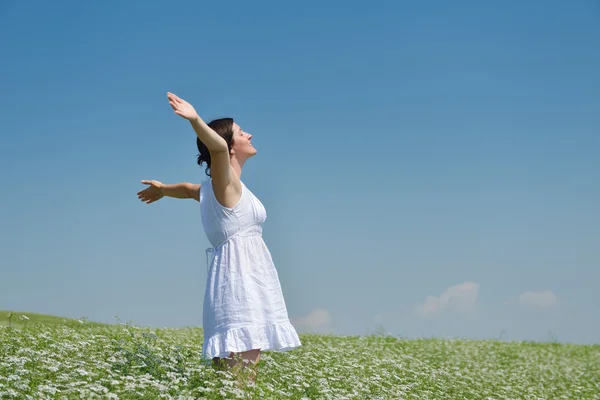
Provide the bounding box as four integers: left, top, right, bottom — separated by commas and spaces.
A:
137, 92, 302, 383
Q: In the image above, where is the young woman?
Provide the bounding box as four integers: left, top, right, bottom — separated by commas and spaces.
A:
137, 92, 302, 383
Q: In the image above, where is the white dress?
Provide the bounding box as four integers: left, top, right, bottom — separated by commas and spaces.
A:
199, 179, 302, 360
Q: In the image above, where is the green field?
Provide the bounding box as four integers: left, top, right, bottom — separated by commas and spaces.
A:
0, 311, 108, 328
1, 310, 599, 399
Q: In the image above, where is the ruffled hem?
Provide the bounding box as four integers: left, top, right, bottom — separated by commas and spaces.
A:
202, 321, 302, 360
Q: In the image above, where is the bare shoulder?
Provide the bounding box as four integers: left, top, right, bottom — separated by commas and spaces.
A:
212, 169, 242, 209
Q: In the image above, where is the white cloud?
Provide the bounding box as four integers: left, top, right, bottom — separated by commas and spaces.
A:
417, 282, 479, 317
519, 290, 558, 308
292, 308, 331, 332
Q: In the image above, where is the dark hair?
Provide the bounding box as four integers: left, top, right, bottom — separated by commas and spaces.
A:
197, 117, 235, 177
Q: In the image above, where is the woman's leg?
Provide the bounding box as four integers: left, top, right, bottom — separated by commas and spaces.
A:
227, 349, 261, 368
212, 356, 227, 370
227, 349, 261, 383
212, 349, 261, 383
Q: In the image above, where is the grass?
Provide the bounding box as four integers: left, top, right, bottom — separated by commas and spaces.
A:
0, 310, 107, 328
1, 310, 599, 399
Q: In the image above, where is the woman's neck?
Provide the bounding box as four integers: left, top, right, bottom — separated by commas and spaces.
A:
230, 155, 245, 179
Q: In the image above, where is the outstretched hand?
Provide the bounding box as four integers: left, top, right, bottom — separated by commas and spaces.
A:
137, 180, 164, 204
167, 92, 198, 121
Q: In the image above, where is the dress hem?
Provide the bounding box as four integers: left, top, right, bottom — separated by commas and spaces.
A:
202, 320, 302, 360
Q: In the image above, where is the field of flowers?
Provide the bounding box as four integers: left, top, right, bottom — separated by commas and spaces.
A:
1, 313, 599, 399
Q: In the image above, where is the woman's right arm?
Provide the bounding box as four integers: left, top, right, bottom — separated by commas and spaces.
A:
167, 92, 234, 191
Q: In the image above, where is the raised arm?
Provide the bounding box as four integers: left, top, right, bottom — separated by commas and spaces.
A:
137, 180, 201, 203
167, 92, 235, 193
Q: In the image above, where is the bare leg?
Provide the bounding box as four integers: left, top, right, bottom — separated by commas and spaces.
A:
231, 348, 261, 383
213, 349, 261, 385
212, 356, 227, 370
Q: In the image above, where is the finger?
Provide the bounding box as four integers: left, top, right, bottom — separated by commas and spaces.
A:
141, 180, 152, 185
140, 191, 157, 199
144, 180, 159, 187
169, 93, 183, 103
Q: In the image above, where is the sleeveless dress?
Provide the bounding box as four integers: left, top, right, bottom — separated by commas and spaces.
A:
199, 179, 302, 360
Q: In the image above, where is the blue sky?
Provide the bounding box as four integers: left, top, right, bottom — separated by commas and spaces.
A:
1, 0, 598, 344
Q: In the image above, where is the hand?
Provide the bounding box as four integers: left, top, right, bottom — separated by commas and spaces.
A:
137, 180, 165, 204
167, 92, 199, 121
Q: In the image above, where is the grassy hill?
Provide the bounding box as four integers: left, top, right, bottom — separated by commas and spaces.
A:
0, 310, 108, 327
1, 311, 598, 399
